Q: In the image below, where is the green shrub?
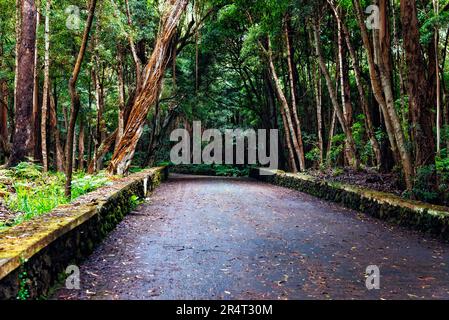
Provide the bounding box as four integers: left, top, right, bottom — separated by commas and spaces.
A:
172, 164, 249, 177
12, 162, 43, 180
3, 163, 112, 227
71, 171, 111, 199
329, 134, 346, 164
306, 147, 321, 163
412, 165, 438, 203
215, 164, 249, 177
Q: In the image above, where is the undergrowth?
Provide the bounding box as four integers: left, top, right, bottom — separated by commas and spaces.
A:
171, 164, 250, 177
0, 162, 112, 229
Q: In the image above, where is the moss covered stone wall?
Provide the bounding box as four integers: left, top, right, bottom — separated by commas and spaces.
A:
0, 167, 168, 300
250, 168, 449, 239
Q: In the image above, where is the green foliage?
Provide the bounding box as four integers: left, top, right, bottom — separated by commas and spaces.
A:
215, 164, 250, 177
419, 8, 449, 46
331, 167, 344, 177
394, 143, 449, 205
12, 162, 43, 180
71, 171, 111, 199
173, 164, 250, 177
351, 115, 374, 165
436, 150, 449, 172
412, 165, 438, 203
329, 134, 346, 164
129, 195, 144, 210
306, 147, 321, 163
16, 261, 30, 300
352, 115, 365, 148
3, 163, 112, 228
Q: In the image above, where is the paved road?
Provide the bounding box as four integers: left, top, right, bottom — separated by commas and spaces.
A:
53, 174, 449, 300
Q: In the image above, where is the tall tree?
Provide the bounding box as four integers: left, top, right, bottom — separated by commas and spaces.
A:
433, 0, 441, 156
329, 1, 382, 167
0, 40, 10, 159
267, 36, 305, 172
353, 0, 414, 189
312, 17, 359, 169
65, 0, 98, 197
0, 80, 9, 160
49, 84, 64, 172
109, 0, 189, 175
41, 0, 51, 172
8, 0, 37, 167
32, 0, 40, 161
400, 0, 436, 168
284, 16, 306, 171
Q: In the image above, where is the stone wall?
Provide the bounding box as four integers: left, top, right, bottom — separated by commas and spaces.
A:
250, 168, 449, 238
0, 167, 168, 300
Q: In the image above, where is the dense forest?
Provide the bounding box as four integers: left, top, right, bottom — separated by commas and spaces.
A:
1, 0, 449, 205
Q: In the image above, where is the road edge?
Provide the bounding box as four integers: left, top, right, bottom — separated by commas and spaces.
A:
0, 166, 168, 300
250, 168, 449, 239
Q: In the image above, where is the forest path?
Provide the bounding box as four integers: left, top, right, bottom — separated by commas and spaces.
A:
52, 174, 449, 300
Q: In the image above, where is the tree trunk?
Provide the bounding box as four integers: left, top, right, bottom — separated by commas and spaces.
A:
312, 60, 324, 166
336, 10, 355, 167
313, 21, 359, 169
400, 0, 436, 168
92, 17, 106, 171
49, 87, 64, 172
8, 0, 37, 167
374, 0, 414, 189
0, 80, 9, 159
284, 17, 306, 171
78, 116, 85, 171
327, 109, 337, 165
372, 0, 414, 186
124, 0, 143, 94
108, 0, 189, 175
353, 0, 414, 188
13, 0, 22, 116
92, 69, 105, 170
32, 0, 40, 162
0, 41, 10, 159
267, 37, 304, 172
64, 0, 97, 198
340, 18, 382, 166
435, 26, 441, 156
41, 0, 51, 172
116, 44, 126, 146
88, 130, 118, 174
353, 0, 398, 164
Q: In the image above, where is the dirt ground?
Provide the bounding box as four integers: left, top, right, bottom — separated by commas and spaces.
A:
51, 174, 449, 300
308, 168, 404, 196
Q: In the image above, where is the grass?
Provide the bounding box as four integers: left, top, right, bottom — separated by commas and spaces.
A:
0, 162, 113, 230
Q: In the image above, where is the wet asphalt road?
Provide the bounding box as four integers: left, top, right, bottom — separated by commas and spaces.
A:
53, 174, 449, 300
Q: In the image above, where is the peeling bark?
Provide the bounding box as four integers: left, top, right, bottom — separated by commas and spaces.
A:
108, 0, 189, 175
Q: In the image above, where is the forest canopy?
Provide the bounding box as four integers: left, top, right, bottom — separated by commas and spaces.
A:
1, 0, 449, 205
